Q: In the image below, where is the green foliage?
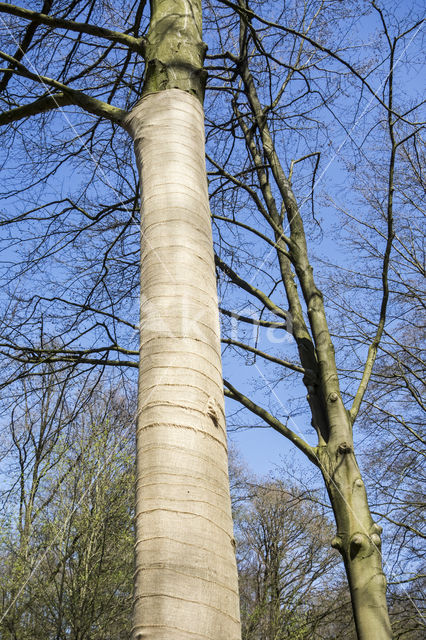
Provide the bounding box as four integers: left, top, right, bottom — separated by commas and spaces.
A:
0, 391, 134, 640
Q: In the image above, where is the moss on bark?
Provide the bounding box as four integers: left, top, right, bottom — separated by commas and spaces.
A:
142, 0, 207, 102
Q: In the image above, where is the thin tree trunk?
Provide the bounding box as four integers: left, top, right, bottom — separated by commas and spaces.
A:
318, 435, 393, 640
232, 10, 394, 635
124, 1, 241, 638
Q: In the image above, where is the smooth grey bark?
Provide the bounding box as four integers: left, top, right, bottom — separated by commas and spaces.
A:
124, 2, 241, 638
0, 1, 402, 637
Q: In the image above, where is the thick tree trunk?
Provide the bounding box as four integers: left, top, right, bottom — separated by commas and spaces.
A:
124, 2, 241, 638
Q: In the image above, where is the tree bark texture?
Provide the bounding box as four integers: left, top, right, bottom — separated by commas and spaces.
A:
318, 433, 393, 640
125, 88, 241, 640
236, 28, 393, 637
142, 0, 207, 102
124, 2, 241, 637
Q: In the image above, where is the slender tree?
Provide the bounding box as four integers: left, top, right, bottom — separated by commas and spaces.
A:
203, 3, 423, 638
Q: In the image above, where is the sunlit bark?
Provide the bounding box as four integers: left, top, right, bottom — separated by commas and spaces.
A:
124, 1, 241, 637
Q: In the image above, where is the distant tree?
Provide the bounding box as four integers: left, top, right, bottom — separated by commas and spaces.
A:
0, 385, 134, 640
229, 454, 355, 640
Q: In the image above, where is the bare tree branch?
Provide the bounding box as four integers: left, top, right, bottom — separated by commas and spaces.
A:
223, 378, 318, 465
0, 2, 145, 53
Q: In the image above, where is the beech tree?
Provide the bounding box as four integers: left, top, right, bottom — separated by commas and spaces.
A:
0, 1, 242, 638
205, 3, 423, 638
124, 3, 242, 638
0, 1, 424, 639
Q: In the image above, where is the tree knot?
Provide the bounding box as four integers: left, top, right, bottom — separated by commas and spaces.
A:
205, 396, 221, 427
349, 532, 376, 559
371, 522, 383, 535
350, 532, 367, 558
370, 522, 383, 547
331, 535, 343, 552
337, 442, 352, 455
